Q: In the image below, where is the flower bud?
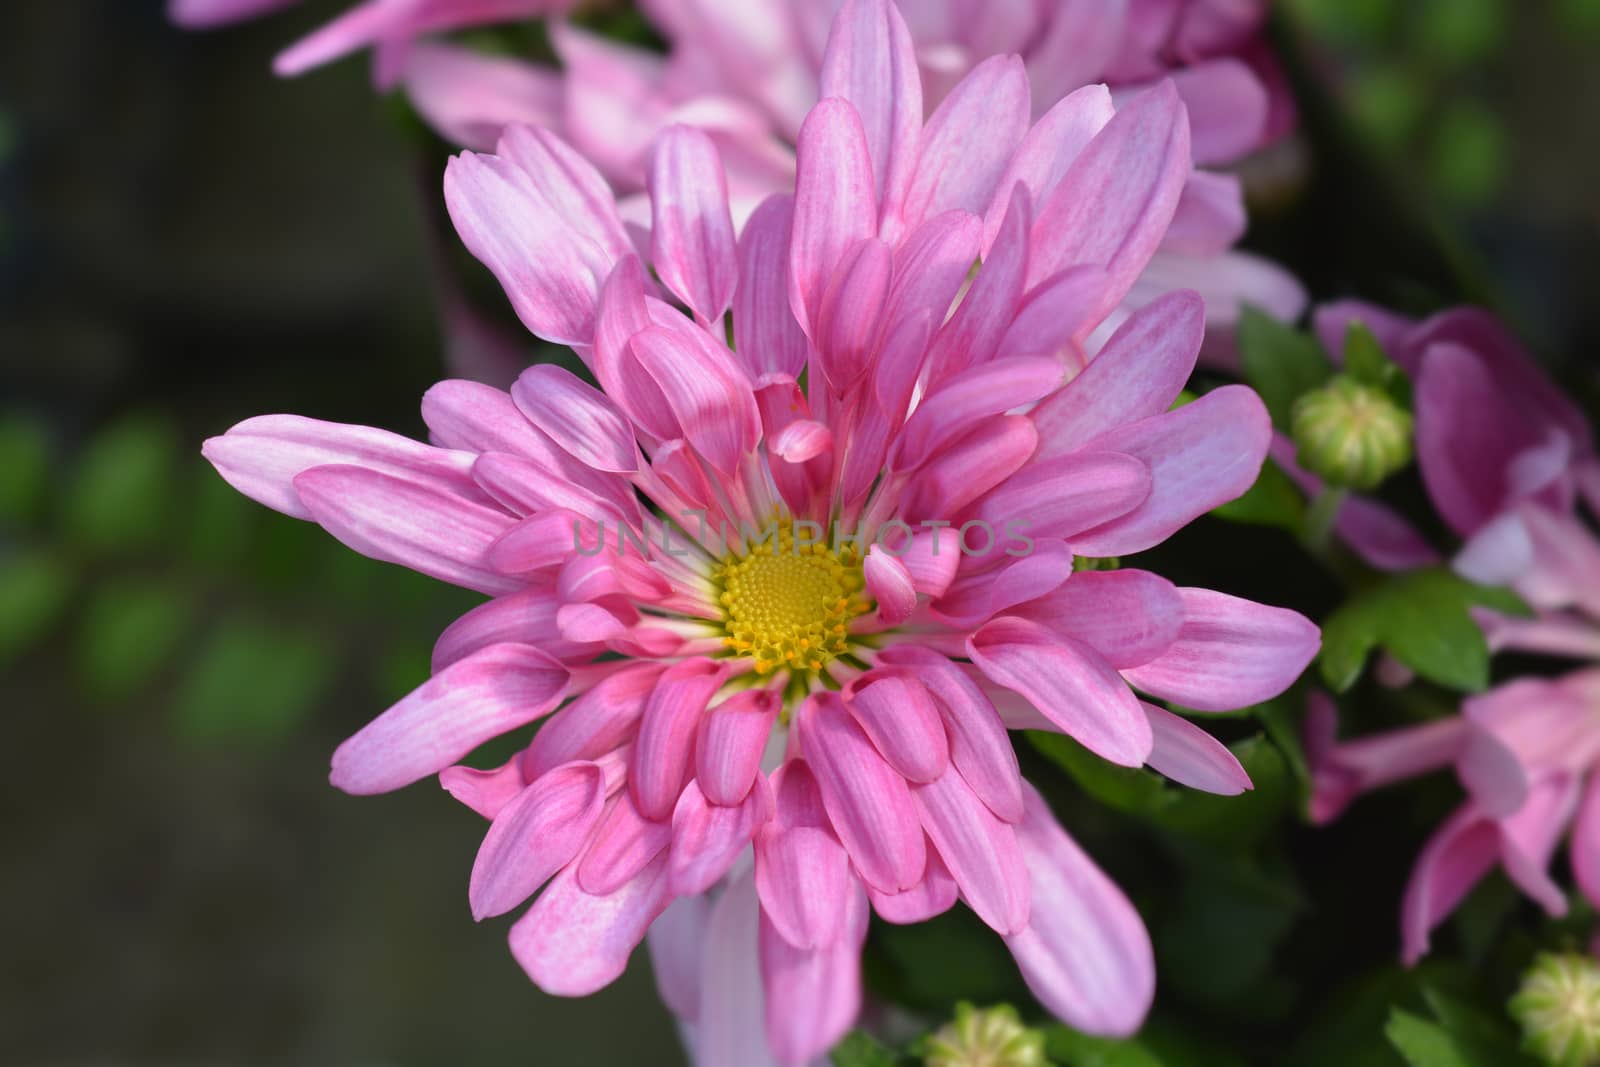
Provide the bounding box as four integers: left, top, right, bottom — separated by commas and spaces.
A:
1290, 376, 1413, 490
1511, 952, 1600, 1067
923, 1003, 1049, 1067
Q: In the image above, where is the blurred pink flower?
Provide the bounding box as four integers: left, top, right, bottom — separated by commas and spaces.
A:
205, 2, 1317, 1060
1302, 301, 1600, 963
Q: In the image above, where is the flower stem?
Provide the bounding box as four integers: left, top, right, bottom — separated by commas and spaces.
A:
1303, 487, 1348, 557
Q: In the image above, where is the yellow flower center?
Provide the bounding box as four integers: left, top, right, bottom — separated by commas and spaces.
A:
712, 524, 868, 676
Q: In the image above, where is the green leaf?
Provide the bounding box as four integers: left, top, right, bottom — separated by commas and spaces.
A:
1028, 731, 1176, 818
61, 414, 180, 555
1418, 0, 1502, 66
1427, 102, 1504, 208
1342, 322, 1413, 408
173, 615, 337, 746
1044, 1027, 1166, 1067
1388, 1010, 1474, 1067
1211, 459, 1307, 532
1237, 309, 1336, 432
1387, 991, 1534, 1067
1319, 568, 1528, 693
0, 414, 52, 527
830, 1030, 909, 1067
75, 576, 192, 701
0, 549, 74, 665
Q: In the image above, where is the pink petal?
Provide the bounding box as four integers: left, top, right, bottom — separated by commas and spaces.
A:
898, 527, 963, 597
631, 658, 730, 820
789, 98, 877, 335
812, 237, 893, 392
1400, 803, 1501, 965
878, 645, 1024, 823
901, 55, 1030, 228
439, 755, 527, 820
509, 851, 673, 996
860, 548, 914, 627
758, 890, 868, 1064
1023, 0, 1128, 110
695, 873, 782, 1067
421, 378, 542, 455
1571, 772, 1600, 910
867, 845, 960, 923
755, 824, 852, 950
485, 509, 590, 575
469, 761, 608, 919
898, 415, 1039, 521
432, 584, 597, 672
968, 450, 1152, 543
670, 778, 773, 895
843, 670, 950, 783
914, 771, 1031, 935
202, 414, 482, 522
818, 0, 921, 227
1498, 774, 1579, 917
1161, 58, 1268, 166
522, 661, 665, 779
796, 692, 927, 893
1069, 385, 1271, 558
1005, 783, 1155, 1037
629, 322, 761, 476
293, 464, 519, 595
968, 617, 1152, 767
169, 0, 297, 29
1014, 568, 1185, 670
877, 210, 984, 386
402, 43, 560, 153
993, 264, 1109, 361
1121, 588, 1320, 712
330, 642, 568, 795
593, 257, 680, 442
649, 125, 739, 324
734, 195, 810, 379
696, 687, 782, 807
1141, 703, 1252, 795
890, 357, 1064, 474
510, 365, 638, 474
982, 84, 1114, 255
646, 893, 711, 1022
1029, 80, 1191, 324
578, 790, 673, 896
930, 185, 1030, 383
933, 540, 1077, 628
1162, 172, 1245, 256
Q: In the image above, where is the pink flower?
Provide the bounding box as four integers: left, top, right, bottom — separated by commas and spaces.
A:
205, 3, 1318, 1060
168, 0, 579, 88
399, 0, 1306, 333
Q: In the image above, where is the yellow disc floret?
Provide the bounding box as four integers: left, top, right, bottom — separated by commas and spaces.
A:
712, 524, 869, 676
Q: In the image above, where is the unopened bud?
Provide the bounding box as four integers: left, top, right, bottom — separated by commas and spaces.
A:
923, 1003, 1049, 1067
1511, 952, 1600, 1067
1291, 376, 1413, 490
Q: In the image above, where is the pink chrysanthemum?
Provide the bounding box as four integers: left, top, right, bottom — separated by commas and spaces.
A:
1302, 301, 1600, 965
205, 3, 1318, 1060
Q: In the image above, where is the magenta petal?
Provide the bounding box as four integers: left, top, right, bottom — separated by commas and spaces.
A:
1141, 703, 1252, 795
330, 642, 568, 795
898, 528, 963, 597
914, 771, 1031, 935
522, 661, 665, 780
469, 761, 607, 920
629, 323, 761, 476
1029, 80, 1192, 324
755, 824, 852, 950
789, 98, 878, 335
734, 195, 810, 380
631, 658, 730, 820
421, 379, 546, 456
1122, 588, 1320, 712
899, 415, 1039, 521
1571, 773, 1600, 910
1070, 385, 1272, 558
1004, 784, 1155, 1037
1497, 774, 1579, 917
510, 364, 638, 474
982, 85, 1114, 255
509, 851, 673, 996
486, 509, 588, 575
796, 693, 927, 893
891, 356, 1064, 474
818, 0, 921, 226
1400, 803, 1501, 965
432, 585, 596, 672
649, 125, 739, 324
843, 670, 950, 783
862, 548, 916, 626
578, 790, 673, 896
293, 465, 519, 595
1031, 290, 1205, 457
696, 688, 781, 807
969, 617, 1153, 767
931, 185, 1030, 383
879, 645, 1025, 824
867, 844, 960, 924
758, 890, 868, 1065
402, 43, 559, 153
669, 779, 772, 896
440, 757, 527, 821
1016, 568, 1185, 670
1164, 58, 1268, 166
993, 264, 1109, 361
933, 540, 1076, 628
901, 55, 1030, 228
202, 414, 481, 522
969, 451, 1152, 544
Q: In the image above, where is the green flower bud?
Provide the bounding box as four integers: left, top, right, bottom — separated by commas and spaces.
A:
923, 1003, 1049, 1067
1290, 376, 1413, 490
1511, 952, 1600, 1066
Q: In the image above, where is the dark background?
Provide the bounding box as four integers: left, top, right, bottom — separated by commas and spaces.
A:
2, 2, 1599, 1064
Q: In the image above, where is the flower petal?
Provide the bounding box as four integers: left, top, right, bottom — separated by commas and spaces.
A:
901, 55, 1030, 228
469, 761, 608, 920
510, 365, 638, 474
914, 771, 1030, 935
734, 195, 810, 379
631, 658, 730, 820
649, 125, 739, 324
758, 889, 868, 1065
789, 98, 877, 335
331, 642, 568, 795
669, 779, 773, 895
863, 547, 918, 626
696, 688, 782, 807
818, 0, 921, 227
755, 823, 852, 950
843, 670, 950, 783
866, 845, 960, 924
1400, 804, 1501, 966
1014, 568, 1184, 669
578, 790, 673, 896
522, 661, 665, 779
1121, 588, 1320, 712
1141, 703, 1251, 795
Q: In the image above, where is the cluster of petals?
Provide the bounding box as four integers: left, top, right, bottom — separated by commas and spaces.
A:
1303, 301, 1600, 964
204, 2, 1321, 1061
